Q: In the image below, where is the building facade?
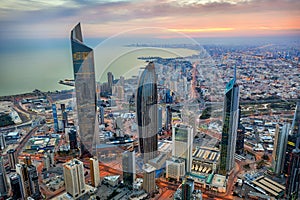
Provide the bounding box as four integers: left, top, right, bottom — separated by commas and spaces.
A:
122, 151, 136, 187
90, 157, 100, 187
219, 68, 240, 176
63, 159, 86, 198
136, 62, 158, 163
272, 124, 289, 175
71, 23, 98, 157
172, 124, 193, 173
0, 157, 8, 198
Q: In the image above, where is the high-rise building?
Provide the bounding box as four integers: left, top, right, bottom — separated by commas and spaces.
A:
219, 67, 240, 175
235, 106, 245, 154
122, 151, 136, 187
272, 124, 289, 175
107, 72, 114, 95
0, 157, 8, 198
142, 163, 156, 193
90, 157, 100, 187
285, 101, 300, 200
68, 128, 78, 150
27, 165, 40, 199
61, 104, 68, 129
99, 106, 105, 124
136, 62, 158, 163
181, 178, 194, 200
63, 159, 86, 198
71, 23, 98, 157
157, 106, 162, 132
23, 156, 32, 166
165, 106, 172, 130
0, 133, 6, 150
52, 104, 59, 132
166, 157, 185, 181
16, 164, 31, 199
7, 149, 17, 170
172, 124, 193, 173
9, 174, 23, 200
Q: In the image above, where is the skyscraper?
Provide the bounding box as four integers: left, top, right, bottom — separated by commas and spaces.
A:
16, 164, 31, 199
272, 124, 289, 175
136, 62, 158, 163
157, 106, 162, 132
63, 159, 86, 198
142, 163, 156, 193
7, 149, 17, 170
107, 72, 114, 95
27, 165, 41, 199
71, 23, 98, 157
219, 67, 240, 175
0, 133, 6, 150
182, 178, 194, 200
285, 101, 300, 200
0, 157, 8, 198
235, 106, 245, 154
122, 151, 136, 187
52, 104, 59, 132
68, 128, 78, 150
172, 124, 193, 174
9, 174, 23, 200
90, 157, 100, 187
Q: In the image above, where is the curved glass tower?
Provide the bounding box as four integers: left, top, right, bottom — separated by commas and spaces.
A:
136, 62, 158, 163
219, 67, 240, 175
71, 23, 98, 157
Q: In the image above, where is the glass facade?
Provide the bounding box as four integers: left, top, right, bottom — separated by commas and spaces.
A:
219, 76, 240, 176
136, 62, 158, 163
71, 23, 98, 157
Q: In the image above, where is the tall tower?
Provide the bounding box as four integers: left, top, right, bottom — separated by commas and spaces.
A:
9, 174, 23, 200
90, 157, 100, 187
136, 62, 158, 163
272, 124, 289, 175
122, 151, 136, 187
27, 165, 41, 199
0, 133, 6, 150
16, 163, 31, 199
181, 178, 194, 200
0, 157, 8, 198
107, 72, 114, 95
172, 124, 193, 173
285, 101, 300, 200
7, 149, 17, 171
52, 104, 59, 132
71, 23, 98, 157
219, 66, 240, 175
63, 159, 86, 198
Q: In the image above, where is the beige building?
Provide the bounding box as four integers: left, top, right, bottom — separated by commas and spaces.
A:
142, 163, 156, 193
166, 157, 185, 181
90, 157, 100, 187
63, 159, 85, 198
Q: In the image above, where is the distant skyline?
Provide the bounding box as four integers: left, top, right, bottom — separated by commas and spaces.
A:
0, 0, 299, 39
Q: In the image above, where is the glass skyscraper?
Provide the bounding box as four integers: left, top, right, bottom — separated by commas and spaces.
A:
71, 23, 98, 157
136, 62, 158, 163
219, 67, 240, 175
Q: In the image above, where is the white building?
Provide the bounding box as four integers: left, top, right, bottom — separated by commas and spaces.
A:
166, 157, 185, 181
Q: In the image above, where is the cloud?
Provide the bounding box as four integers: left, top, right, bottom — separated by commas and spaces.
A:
0, 0, 299, 38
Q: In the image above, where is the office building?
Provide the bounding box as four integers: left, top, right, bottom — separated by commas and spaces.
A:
166, 157, 185, 181
182, 178, 194, 200
272, 124, 289, 175
142, 163, 156, 194
107, 72, 114, 95
0, 157, 8, 198
136, 62, 158, 163
219, 67, 240, 175
157, 106, 162, 132
122, 151, 136, 187
165, 106, 172, 130
10, 174, 23, 200
8, 149, 17, 170
90, 157, 100, 187
71, 23, 98, 157
285, 101, 300, 200
63, 159, 86, 198
99, 106, 105, 124
172, 124, 193, 173
61, 104, 68, 129
27, 165, 41, 199
16, 164, 31, 199
235, 106, 245, 154
0, 133, 6, 150
68, 128, 78, 150
52, 104, 59, 132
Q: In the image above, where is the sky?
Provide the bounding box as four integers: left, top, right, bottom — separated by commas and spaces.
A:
0, 0, 299, 39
